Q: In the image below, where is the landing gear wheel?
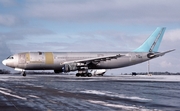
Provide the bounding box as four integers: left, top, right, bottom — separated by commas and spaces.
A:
23, 73, 26, 76
54, 70, 60, 74
76, 73, 80, 77
88, 73, 92, 77
80, 74, 84, 77
21, 71, 26, 77
83, 73, 87, 77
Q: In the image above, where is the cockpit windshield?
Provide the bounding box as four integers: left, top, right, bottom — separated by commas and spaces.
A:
7, 56, 14, 59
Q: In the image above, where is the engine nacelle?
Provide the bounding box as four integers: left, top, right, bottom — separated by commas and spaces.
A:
91, 69, 106, 76
62, 63, 78, 72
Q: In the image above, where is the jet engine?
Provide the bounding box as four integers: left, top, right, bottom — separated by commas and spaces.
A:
91, 69, 106, 76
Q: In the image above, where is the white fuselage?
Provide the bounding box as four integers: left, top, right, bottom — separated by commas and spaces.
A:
2, 52, 151, 72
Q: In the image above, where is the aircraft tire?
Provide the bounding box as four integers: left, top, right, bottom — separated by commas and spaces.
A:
54, 70, 60, 73
88, 73, 92, 77
84, 73, 87, 77
79, 73, 84, 77
76, 73, 80, 77
22, 72, 26, 77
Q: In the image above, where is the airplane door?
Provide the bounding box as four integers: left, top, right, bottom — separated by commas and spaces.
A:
18, 53, 26, 64
18, 53, 27, 69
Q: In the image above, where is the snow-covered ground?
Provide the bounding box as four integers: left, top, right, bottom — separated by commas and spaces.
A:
0, 74, 179, 111
0, 74, 180, 82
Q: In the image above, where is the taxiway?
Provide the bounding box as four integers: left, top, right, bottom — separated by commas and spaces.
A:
0, 74, 179, 111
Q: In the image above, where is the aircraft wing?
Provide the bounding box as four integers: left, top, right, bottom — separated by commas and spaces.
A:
63, 54, 124, 64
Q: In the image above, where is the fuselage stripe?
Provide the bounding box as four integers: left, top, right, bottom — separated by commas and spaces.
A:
45, 52, 54, 64
26, 52, 30, 62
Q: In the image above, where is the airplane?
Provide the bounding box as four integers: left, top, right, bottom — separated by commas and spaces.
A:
2, 27, 175, 77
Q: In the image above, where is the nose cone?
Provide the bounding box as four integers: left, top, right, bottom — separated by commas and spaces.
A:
2, 60, 7, 66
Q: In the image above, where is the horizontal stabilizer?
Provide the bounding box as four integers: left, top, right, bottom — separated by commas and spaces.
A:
154, 49, 175, 57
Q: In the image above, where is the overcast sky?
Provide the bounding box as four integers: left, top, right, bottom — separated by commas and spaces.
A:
0, 0, 179, 74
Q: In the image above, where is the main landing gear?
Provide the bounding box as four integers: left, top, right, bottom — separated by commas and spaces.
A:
76, 73, 92, 77
76, 69, 92, 77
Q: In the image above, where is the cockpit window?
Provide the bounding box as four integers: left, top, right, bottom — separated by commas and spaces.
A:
7, 56, 14, 59
6, 56, 10, 59
39, 52, 42, 55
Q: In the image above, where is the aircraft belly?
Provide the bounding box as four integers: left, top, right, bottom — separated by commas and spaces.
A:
25, 63, 60, 70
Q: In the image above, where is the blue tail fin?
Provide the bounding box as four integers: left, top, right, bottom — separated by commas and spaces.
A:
134, 27, 166, 52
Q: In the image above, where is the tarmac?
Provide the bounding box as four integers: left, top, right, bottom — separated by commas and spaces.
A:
0, 74, 180, 111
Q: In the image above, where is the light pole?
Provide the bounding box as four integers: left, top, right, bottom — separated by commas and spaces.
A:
147, 60, 150, 75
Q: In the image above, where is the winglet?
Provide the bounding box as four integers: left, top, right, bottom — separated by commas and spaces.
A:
134, 27, 166, 52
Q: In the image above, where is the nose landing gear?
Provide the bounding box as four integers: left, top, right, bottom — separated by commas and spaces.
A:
21, 71, 26, 77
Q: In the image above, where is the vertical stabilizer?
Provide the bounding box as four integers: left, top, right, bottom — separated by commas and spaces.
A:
134, 27, 166, 52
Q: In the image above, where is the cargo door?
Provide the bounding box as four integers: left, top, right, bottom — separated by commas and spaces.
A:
18, 53, 26, 64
